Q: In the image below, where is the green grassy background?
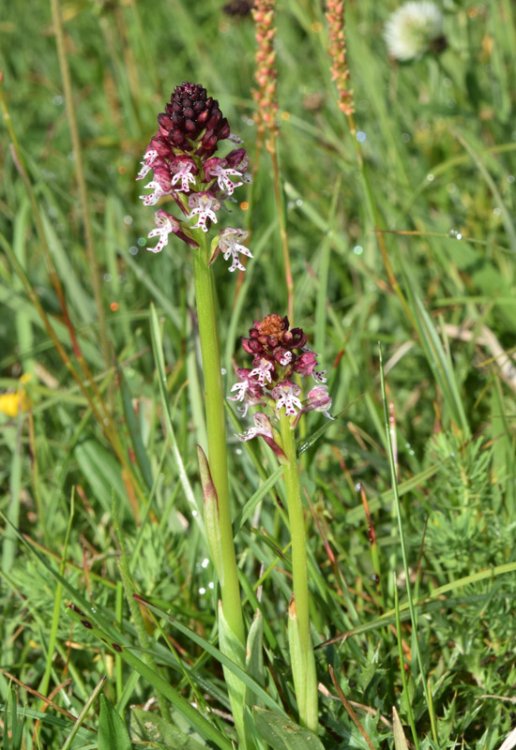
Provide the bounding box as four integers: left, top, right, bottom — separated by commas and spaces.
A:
0, 0, 515, 748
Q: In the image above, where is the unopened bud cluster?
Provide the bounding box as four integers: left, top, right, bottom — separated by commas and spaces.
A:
230, 314, 332, 454
137, 82, 252, 272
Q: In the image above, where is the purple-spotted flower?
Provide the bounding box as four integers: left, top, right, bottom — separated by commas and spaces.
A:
215, 228, 252, 272
137, 82, 252, 268
231, 314, 332, 452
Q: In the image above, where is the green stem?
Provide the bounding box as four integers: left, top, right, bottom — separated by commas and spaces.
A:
279, 414, 318, 731
193, 240, 245, 647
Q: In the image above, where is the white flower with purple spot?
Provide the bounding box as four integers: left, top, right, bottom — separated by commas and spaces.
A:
136, 149, 158, 181
146, 210, 179, 254
188, 193, 220, 232
250, 358, 274, 386
211, 164, 244, 196
229, 379, 250, 404
171, 159, 197, 192
272, 382, 303, 416
218, 227, 252, 272
237, 412, 273, 442
313, 369, 327, 383
140, 180, 167, 206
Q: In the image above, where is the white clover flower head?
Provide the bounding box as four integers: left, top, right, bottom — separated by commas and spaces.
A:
384, 1, 444, 61
218, 227, 253, 272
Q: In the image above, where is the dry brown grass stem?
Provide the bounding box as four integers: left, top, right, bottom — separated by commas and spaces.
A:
326, 0, 355, 118
252, 0, 279, 149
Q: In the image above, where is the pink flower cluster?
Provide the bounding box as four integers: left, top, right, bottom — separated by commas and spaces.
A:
137, 82, 252, 271
230, 314, 332, 452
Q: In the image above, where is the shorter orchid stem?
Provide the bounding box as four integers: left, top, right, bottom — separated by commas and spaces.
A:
279, 414, 318, 731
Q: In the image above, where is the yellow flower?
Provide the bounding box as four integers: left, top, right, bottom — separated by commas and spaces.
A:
0, 374, 32, 417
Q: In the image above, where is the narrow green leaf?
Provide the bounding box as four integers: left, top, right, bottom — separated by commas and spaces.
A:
245, 609, 264, 689
253, 708, 325, 750
119, 368, 154, 490
98, 695, 132, 750
74, 438, 128, 513
133, 709, 208, 749
392, 707, 410, 750
149, 304, 202, 526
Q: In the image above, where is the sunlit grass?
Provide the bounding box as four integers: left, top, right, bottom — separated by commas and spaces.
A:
0, 0, 514, 748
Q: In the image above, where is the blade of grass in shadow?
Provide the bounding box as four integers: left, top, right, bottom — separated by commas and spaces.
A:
379, 344, 438, 744
37, 492, 75, 703
315, 179, 341, 358
393, 574, 419, 749
149, 303, 202, 526
50, 0, 110, 366
60, 675, 107, 750
403, 282, 470, 437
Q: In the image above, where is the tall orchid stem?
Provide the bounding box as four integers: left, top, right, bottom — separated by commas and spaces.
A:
193, 237, 245, 647
279, 414, 318, 731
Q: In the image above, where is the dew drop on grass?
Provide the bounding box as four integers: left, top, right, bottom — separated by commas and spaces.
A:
208, 581, 215, 590
426, 173, 435, 182
53, 95, 64, 106
356, 131, 367, 143
201, 557, 210, 569
123, 215, 133, 226
137, 236, 147, 247
353, 245, 363, 255
199, 587, 206, 596
129, 246, 139, 256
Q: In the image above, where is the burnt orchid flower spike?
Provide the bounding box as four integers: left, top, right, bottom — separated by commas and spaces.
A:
231, 314, 333, 448
137, 81, 251, 266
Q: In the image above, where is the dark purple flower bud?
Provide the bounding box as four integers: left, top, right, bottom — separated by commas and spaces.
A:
225, 148, 248, 170
154, 82, 232, 158
223, 0, 254, 17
